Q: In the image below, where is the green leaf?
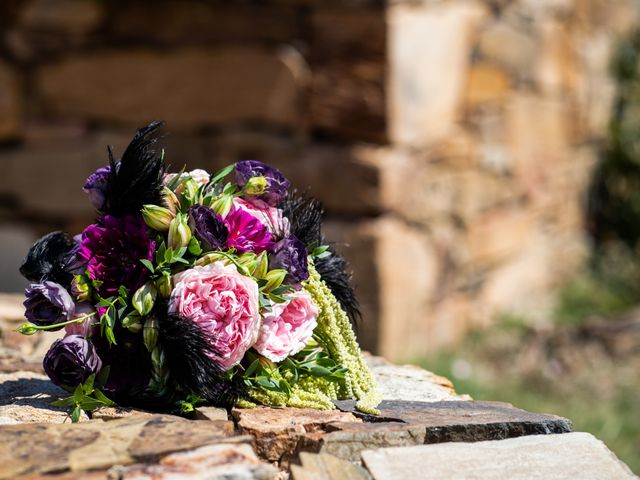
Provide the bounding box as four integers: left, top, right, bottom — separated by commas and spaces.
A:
70, 406, 82, 423
188, 237, 202, 256
209, 163, 236, 186
105, 326, 117, 346
278, 379, 292, 396
244, 358, 261, 378
51, 397, 75, 408
96, 366, 111, 388
118, 285, 129, 298
82, 374, 96, 395
140, 259, 155, 273
166, 165, 186, 190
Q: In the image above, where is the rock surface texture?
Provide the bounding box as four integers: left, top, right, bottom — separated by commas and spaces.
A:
0, 298, 635, 478
361, 433, 638, 480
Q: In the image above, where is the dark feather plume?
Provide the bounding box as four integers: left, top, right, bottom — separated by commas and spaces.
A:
157, 310, 245, 407
103, 121, 166, 216
281, 192, 361, 323
19, 231, 75, 287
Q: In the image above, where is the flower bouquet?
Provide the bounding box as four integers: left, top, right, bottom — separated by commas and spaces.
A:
18, 121, 380, 421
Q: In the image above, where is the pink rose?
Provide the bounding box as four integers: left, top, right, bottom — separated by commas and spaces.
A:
169, 262, 261, 370
234, 198, 289, 236
254, 291, 318, 362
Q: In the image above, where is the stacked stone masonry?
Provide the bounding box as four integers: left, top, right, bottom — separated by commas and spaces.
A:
0, 0, 636, 359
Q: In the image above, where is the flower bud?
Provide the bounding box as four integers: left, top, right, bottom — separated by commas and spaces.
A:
211, 195, 233, 218
132, 281, 157, 316
143, 317, 159, 352
253, 251, 269, 279
142, 204, 175, 232
70, 274, 91, 302
168, 213, 192, 250
121, 312, 143, 333
263, 269, 287, 293
16, 323, 38, 335
162, 187, 180, 214
244, 176, 267, 195
182, 178, 199, 206
156, 271, 172, 298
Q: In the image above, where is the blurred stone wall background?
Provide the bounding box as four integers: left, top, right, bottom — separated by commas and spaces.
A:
0, 0, 636, 360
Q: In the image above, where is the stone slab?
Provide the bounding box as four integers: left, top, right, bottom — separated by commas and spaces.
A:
291, 452, 372, 480
112, 443, 278, 480
361, 432, 638, 480
0, 371, 85, 424
335, 400, 572, 442
232, 406, 360, 463
0, 414, 241, 477
365, 354, 466, 402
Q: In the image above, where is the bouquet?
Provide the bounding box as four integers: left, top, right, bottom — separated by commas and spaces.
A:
18, 121, 380, 421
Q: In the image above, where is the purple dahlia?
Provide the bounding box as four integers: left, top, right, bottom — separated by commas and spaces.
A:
224, 205, 272, 254
235, 160, 290, 206
269, 235, 309, 286
78, 215, 155, 296
43, 335, 102, 388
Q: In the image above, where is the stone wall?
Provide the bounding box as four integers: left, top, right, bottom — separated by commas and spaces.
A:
0, 0, 636, 360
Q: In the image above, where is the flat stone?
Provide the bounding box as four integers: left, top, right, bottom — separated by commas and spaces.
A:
0, 371, 87, 424
0, 414, 242, 477
91, 406, 155, 421
335, 400, 572, 443
365, 354, 466, 402
232, 406, 360, 463
192, 406, 229, 421
299, 422, 427, 463
112, 443, 278, 480
361, 432, 637, 480
291, 452, 372, 480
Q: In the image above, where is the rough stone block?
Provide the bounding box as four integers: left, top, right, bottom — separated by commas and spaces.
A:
361, 432, 637, 480
0, 62, 22, 141
114, 443, 279, 480
37, 48, 305, 130
232, 406, 360, 463
388, 1, 487, 146
310, 60, 386, 142
0, 414, 242, 477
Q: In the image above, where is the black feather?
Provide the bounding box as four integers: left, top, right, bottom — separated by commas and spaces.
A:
281, 193, 361, 323
19, 231, 75, 287
157, 311, 245, 407
103, 121, 166, 216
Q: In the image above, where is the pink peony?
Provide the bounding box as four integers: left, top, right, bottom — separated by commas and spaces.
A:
234, 198, 289, 236
169, 262, 260, 370
254, 291, 318, 362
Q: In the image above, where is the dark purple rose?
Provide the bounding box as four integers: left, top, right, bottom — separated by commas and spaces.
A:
224, 205, 273, 253
188, 205, 229, 251
78, 214, 155, 296
269, 235, 309, 285
83, 166, 112, 211
43, 335, 102, 388
24, 281, 75, 329
235, 160, 290, 206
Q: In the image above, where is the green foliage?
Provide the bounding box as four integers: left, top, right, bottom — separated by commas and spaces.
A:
51, 372, 115, 423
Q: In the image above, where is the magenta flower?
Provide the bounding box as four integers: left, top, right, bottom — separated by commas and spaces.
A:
223, 205, 273, 253
78, 215, 155, 296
